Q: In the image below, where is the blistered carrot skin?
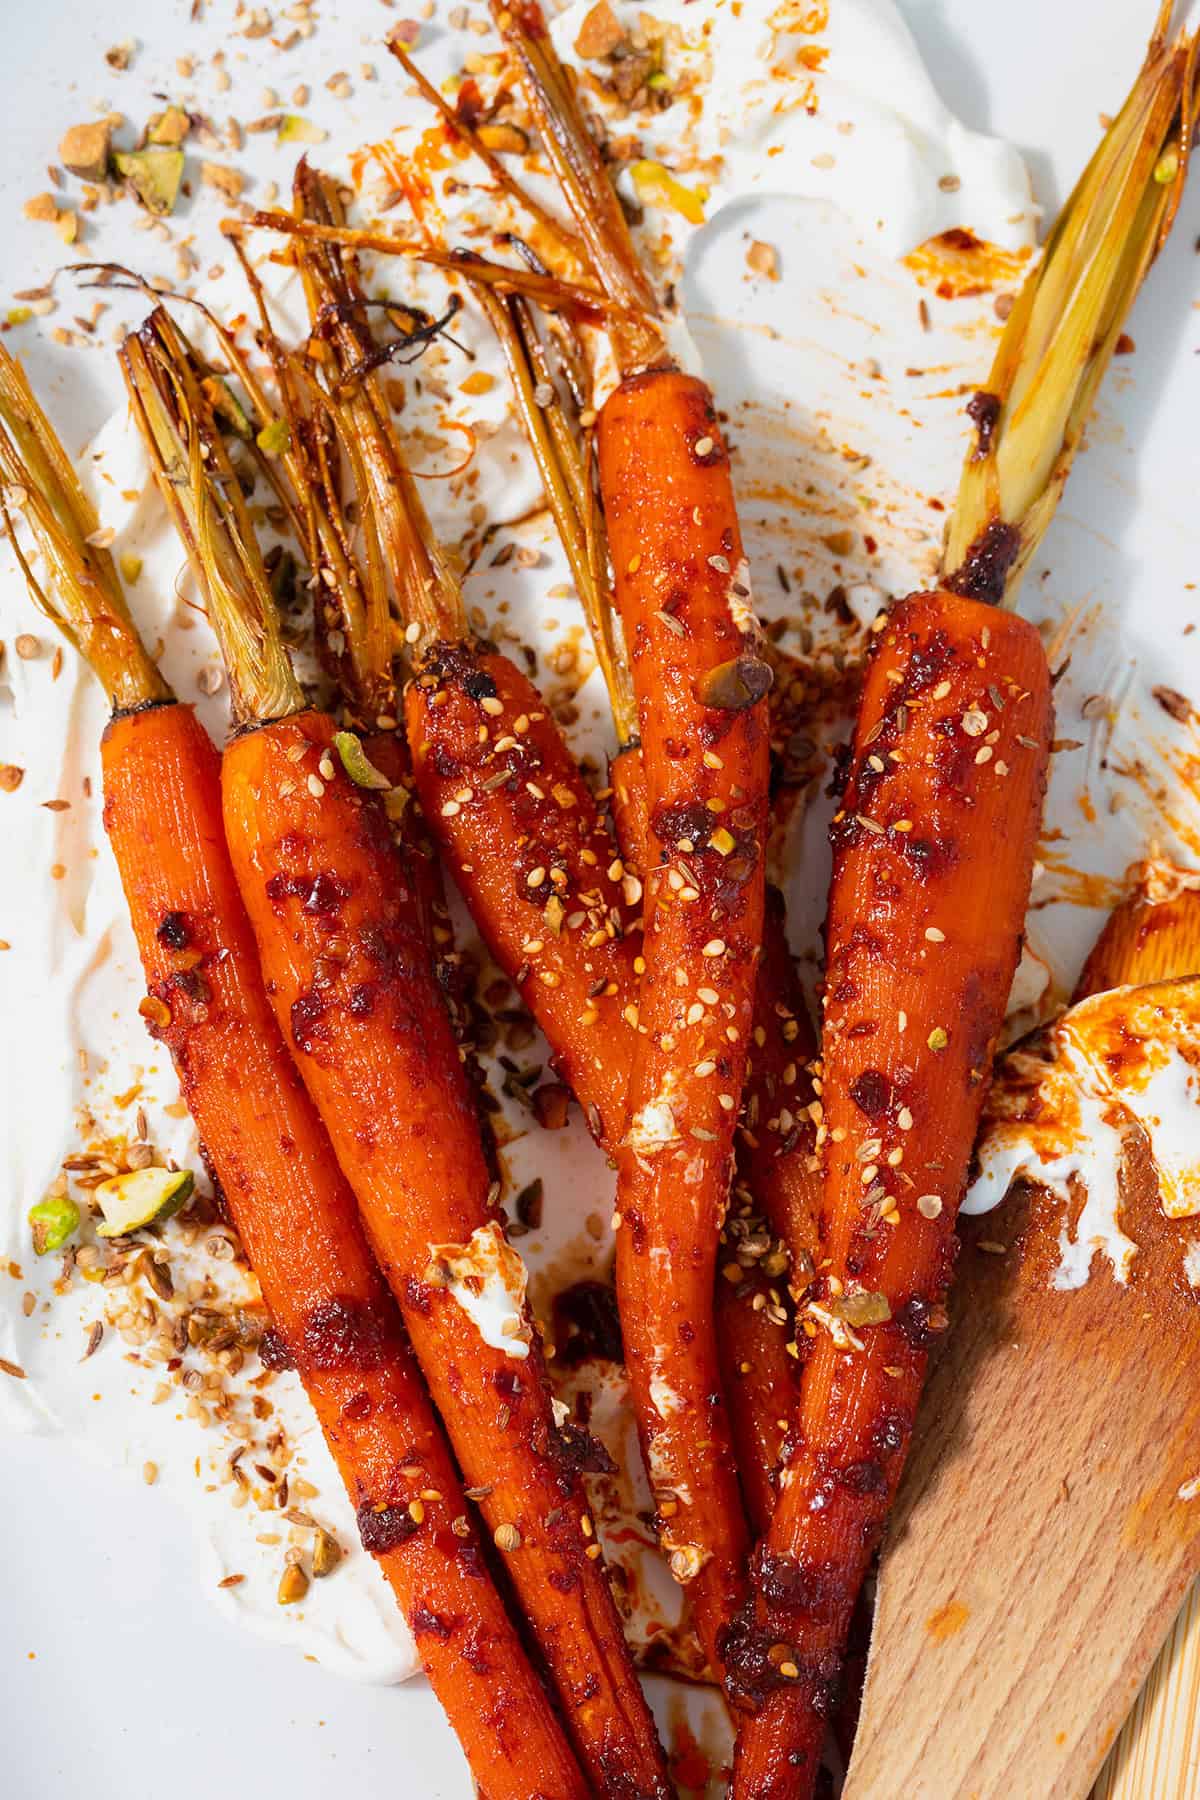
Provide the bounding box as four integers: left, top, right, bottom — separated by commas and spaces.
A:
222, 708, 671, 1800
597, 370, 771, 1680
405, 641, 642, 1148
714, 1270, 798, 1536
361, 726, 488, 1112
613, 749, 817, 1524
727, 591, 1052, 1798
102, 703, 586, 1800
739, 885, 821, 1276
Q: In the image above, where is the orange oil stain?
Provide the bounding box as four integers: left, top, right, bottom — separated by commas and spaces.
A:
925, 1598, 970, 1643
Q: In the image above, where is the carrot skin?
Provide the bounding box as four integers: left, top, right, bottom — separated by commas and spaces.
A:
222, 707, 671, 1800
737, 883, 820, 1276
405, 643, 640, 1149
728, 590, 1052, 1797
362, 726, 495, 1157
614, 744, 816, 1528
101, 702, 586, 1800
598, 369, 771, 1679
714, 1270, 797, 1535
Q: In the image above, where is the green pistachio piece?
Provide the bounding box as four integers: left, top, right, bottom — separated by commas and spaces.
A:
95, 1167, 194, 1237
112, 148, 185, 217
29, 1195, 81, 1256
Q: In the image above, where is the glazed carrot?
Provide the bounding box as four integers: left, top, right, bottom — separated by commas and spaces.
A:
714, 1268, 797, 1537
729, 590, 1053, 1791
597, 370, 769, 1680
122, 314, 671, 1800
406, 645, 641, 1142
477, 10, 778, 1670
473, 283, 816, 1529
0, 345, 586, 1800
730, 22, 1199, 1794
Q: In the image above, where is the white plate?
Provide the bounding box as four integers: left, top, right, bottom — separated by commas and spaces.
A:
2, 2, 1198, 1796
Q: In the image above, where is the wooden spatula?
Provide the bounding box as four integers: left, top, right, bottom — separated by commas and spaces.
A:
844, 878, 1200, 1800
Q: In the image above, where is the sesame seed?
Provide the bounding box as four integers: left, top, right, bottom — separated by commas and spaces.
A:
917, 1194, 943, 1219
627, 554, 642, 574
441, 800, 461, 817
932, 680, 952, 699
898, 1107, 913, 1131
481, 695, 504, 716
307, 773, 325, 798
702, 939, 727, 958
408, 1499, 426, 1524
925, 927, 945, 942
694, 436, 715, 458
975, 745, 994, 765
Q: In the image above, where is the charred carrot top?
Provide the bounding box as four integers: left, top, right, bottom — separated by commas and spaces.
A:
730, 20, 1199, 1796
121, 315, 672, 1800
0, 345, 586, 1800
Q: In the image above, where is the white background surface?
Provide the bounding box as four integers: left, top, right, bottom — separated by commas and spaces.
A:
2, 2, 1198, 1796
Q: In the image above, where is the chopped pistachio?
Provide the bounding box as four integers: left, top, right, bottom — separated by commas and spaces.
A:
832, 1290, 892, 1327
113, 148, 185, 217
28, 1194, 80, 1256
276, 116, 328, 146
95, 1166, 194, 1238
333, 731, 391, 791
255, 417, 291, 457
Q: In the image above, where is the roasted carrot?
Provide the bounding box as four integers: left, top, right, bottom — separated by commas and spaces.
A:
714, 1267, 798, 1537
597, 369, 769, 1679
730, 22, 1199, 1794
406, 644, 642, 1146
473, 282, 818, 1521
0, 344, 586, 1800
472, 10, 780, 1669
121, 312, 672, 1800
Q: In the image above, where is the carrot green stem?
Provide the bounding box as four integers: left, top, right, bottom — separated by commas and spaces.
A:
470, 277, 637, 743
944, 6, 1199, 608
288, 164, 467, 650
120, 309, 305, 726
486, 0, 663, 375
0, 344, 170, 711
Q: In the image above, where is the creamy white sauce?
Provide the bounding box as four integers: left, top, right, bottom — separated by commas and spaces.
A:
552, 0, 1034, 258
964, 981, 1200, 1288
428, 1222, 533, 1359
0, 0, 1046, 1698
